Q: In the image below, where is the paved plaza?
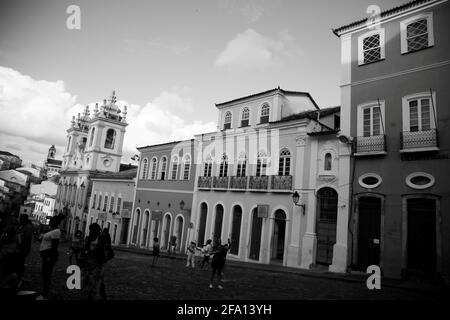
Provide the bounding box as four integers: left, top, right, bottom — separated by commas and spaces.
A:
17, 241, 448, 300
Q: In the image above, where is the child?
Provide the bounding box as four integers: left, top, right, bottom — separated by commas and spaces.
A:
152, 237, 160, 268
186, 241, 196, 268
200, 239, 212, 270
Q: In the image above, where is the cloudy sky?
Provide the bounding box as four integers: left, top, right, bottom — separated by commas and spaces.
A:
0, 0, 408, 166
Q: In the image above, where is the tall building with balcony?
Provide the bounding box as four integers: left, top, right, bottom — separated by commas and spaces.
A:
333, 0, 449, 282
190, 88, 349, 271
54, 91, 130, 238
128, 140, 197, 254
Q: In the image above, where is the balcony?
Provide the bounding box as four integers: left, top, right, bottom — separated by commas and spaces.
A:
197, 176, 212, 189
400, 129, 439, 152
270, 175, 293, 192
230, 176, 247, 191
213, 176, 229, 189
354, 135, 386, 156
249, 175, 268, 191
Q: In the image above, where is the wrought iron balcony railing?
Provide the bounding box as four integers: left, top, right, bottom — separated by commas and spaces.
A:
270, 175, 293, 191
400, 129, 439, 151
249, 175, 268, 190
230, 176, 248, 190
197, 176, 212, 189
354, 135, 386, 155
213, 176, 229, 189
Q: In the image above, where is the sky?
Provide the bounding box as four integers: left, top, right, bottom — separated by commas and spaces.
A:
0, 0, 409, 166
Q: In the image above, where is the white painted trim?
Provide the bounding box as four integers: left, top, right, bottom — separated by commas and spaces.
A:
401, 91, 437, 131
400, 12, 434, 54
405, 172, 435, 189
357, 100, 386, 137
358, 173, 383, 189
357, 28, 385, 66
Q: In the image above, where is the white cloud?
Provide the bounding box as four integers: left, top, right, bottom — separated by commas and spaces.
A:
217, 0, 274, 23
214, 29, 300, 73
0, 66, 216, 164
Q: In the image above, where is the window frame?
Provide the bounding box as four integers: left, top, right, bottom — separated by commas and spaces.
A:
400, 12, 434, 54
241, 107, 250, 127
357, 100, 386, 137
224, 111, 232, 130
159, 156, 168, 180
401, 92, 436, 132
259, 104, 270, 124
278, 148, 291, 176
170, 155, 179, 180
104, 129, 116, 149
357, 28, 385, 66
182, 154, 191, 180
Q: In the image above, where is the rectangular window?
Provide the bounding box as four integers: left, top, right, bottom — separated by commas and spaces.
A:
400, 13, 434, 54
103, 196, 108, 211
409, 98, 432, 132
241, 119, 249, 127
204, 163, 212, 177
116, 197, 122, 213
237, 161, 246, 177
219, 162, 228, 177
223, 123, 231, 130
358, 29, 385, 65
98, 195, 102, 209
362, 106, 381, 137
183, 163, 190, 180
92, 194, 96, 208
171, 163, 178, 180
260, 115, 269, 124
110, 196, 115, 212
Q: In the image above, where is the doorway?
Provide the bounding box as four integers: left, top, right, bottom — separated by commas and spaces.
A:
271, 210, 286, 263
316, 188, 338, 265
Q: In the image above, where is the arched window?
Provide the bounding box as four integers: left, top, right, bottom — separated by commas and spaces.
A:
203, 155, 212, 177
260, 104, 270, 124
159, 156, 167, 180
256, 151, 268, 176
89, 128, 95, 147
170, 155, 179, 180
66, 136, 72, 152
279, 149, 291, 176
182, 154, 191, 180
236, 152, 247, 177
324, 153, 332, 171
224, 111, 232, 130
219, 154, 228, 177
150, 158, 157, 180
241, 108, 250, 127
140, 158, 149, 179
104, 129, 116, 149
109, 196, 115, 212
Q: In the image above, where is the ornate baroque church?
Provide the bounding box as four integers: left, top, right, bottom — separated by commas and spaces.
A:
54, 91, 128, 236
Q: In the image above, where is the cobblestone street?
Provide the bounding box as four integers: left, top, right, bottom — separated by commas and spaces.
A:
18, 241, 447, 300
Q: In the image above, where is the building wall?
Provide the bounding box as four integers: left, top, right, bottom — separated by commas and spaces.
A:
87, 178, 135, 245
342, 0, 450, 281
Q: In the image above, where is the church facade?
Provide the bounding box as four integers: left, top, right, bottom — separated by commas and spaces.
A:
54, 91, 129, 238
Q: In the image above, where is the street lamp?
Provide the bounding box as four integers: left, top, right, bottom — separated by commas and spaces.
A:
292, 191, 306, 215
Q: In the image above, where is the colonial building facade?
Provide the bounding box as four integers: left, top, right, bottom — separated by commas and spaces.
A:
87, 168, 136, 245
333, 0, 449, 282
187, 88, 349, 272
54, 91, 129, 238
128, 140, 196, 254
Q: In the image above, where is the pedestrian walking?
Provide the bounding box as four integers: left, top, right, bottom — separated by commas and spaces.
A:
83, 223, 113, 300
169, 235, 177, 254
199, 239, 212, 270
38, 216, 61, 299
17, 214, 33, 283
186, 241, 196, 268
68, 230, 83, 265
151, 237, 160, 267
209, 238, 230, 290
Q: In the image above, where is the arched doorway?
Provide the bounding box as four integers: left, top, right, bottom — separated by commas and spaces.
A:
197, 203, 208, 247
249, 208, 263, 261
230, 205, 242, 255
141, 210, 150, 247
316, 187, 338, 265
175, 215, 184, 252
132, 209, 141, 244
271, 210, 287, 263
213, 204, 224, 243
163, 214, 172, 250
